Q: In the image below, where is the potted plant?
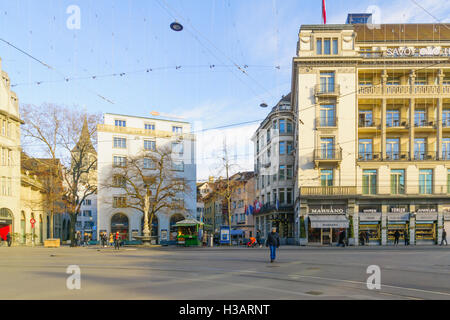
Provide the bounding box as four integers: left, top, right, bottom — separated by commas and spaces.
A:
347, 215, 355, 246
299, 216, 308, 246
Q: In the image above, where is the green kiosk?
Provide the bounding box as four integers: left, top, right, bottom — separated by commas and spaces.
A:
175, 219, 203, 247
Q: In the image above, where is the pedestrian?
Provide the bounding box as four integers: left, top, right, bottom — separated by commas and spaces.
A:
76, 231, 81, 247
441, 229, 448, 246
256, 229, 262, 248
109, 233, 114, 246
265, 227, 280, 263
394, 230, 400, 246
359, 231, 365, 246
6, 232, 11, 247
114, 232, 120, 250
404, 230, 409, 246
337, 229, 346, 247
365, 231, 369, 246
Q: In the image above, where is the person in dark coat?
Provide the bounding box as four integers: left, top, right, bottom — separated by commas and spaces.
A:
365, 231, 369, 245
6, 232, 11, 247
441, 229, 448, 246
256, 229, 262, 248
337, 229, 346, 247
404, 230, 409, 246
393, 230, 400, 245
265, 227, 280, 263
114, 232, 120, 250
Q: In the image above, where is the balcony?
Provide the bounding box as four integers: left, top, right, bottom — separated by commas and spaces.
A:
414, 120, 436, 132
258, 203, 294, 214
357, 152, 382, 161
300, 186, 356, 197
386, 120, 409, 129
314, 148, 342, 167
316, 117, 338, 128
412, 151, 437, 161
358, 85, 450, 97
314, 84, 340, 97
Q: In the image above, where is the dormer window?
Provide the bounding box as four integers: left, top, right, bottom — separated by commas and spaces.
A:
316, 37, 338, 55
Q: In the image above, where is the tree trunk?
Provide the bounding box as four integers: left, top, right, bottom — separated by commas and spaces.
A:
69, 213, 77, 247
49, 211, 54, 239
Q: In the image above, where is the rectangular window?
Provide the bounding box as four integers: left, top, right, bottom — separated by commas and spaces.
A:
386, 109, 400, 127
287, 165, 293, 180
113, 156, 127, 167
287, 188, 292, 204
316, 38, 322, 55
362, 169, 377, 194
415, 109, 427, 127
113, 137, 126, 149
279, 141, 286, 155
443, 109, 450, 127
287, 142, 293, 155
145, 123, 155, 130
144, 140, 156, 151
320, 169, 333, 187
172, 142, 184, 154
414, 138, 426, 160
279, 119, 286, 133
172, 160, 184, 171
115, 120, 126, 127
391, 169, 405, 194
287, 121, 293, 133
419, 169, 433, 194
83, 210, 92, 217
320, 104, 336, 126
113, 175, 126, 188
172, 126, 183, 134
113, 196, 127, 208
386, 138, 400, 160
143, 158, 156, 169
279, 165, 286, 181
324, 38, 331, 55
320, 72, 335, 93
443, 138, 450, 160
386, 77, 400, 85
279, 189, 285, 204
359, 139, 373, 160
332, 38, 338, 55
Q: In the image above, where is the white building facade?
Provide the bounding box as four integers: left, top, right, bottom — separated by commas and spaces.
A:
97, 113, 196, 244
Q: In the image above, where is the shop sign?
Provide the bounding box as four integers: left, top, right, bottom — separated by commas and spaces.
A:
386, 46, 450, 57
416, 208, 437, 213
309, 206, 347, 214
390, 207, 407, 213
359, 212, 381, 221
161, 229, 168, 241
0, 219, 10, 224
387, 213, 410, 221
416, 212, 438, 221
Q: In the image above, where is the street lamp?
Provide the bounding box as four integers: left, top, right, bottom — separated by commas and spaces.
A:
170, 21, 183, 32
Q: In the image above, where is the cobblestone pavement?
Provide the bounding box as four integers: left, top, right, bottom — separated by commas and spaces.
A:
0, 245, 449, 300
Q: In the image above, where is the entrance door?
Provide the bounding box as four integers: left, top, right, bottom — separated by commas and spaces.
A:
111, 213, 129, 241
322, 228, 331, 245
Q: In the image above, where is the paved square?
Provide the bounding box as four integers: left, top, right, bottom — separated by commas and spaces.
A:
1, 246, 449, 300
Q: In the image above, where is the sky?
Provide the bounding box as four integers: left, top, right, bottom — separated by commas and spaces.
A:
1, 0, 450, 180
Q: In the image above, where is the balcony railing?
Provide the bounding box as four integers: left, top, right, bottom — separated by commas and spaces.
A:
358, 118, 380, 128
314, 84, 340, 96
384, 151, 410, 161
412, 151, 437, 161
300, 186, 356, 196
314, 148, 342, 161
414, 120, 435, 128
386, 120, 409, 128
258, 203, 294, 214
358, 85, 450, 96
316, 117, 337, 128
358, 152, 382, 161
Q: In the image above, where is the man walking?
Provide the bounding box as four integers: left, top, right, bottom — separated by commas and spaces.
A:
256, 229, 262, 248
337, 229, 346, 247
265, 227, 280, 263
404, 230, 409, 246
6, 232, 11, 247
114, 232, 120, 250
393, 230, 400, 246
441, 228, 448, 246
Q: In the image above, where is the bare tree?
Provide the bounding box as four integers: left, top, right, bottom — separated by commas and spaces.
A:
21, 103, 100, 246
102, 145, 190, 240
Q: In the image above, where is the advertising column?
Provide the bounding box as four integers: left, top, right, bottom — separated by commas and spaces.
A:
381, 209, 387, 245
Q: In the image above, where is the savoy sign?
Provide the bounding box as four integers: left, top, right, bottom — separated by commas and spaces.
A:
386, 46, 450, 57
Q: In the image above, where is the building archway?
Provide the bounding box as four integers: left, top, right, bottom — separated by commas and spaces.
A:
21, 211, 26, 244
0, 208, 13, 241
111, 213, 129, 241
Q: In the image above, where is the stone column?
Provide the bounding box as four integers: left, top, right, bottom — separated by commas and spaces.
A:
381, 98, 387, 160
381, 204, 388, 245
354, 209, 359, 247
437, 69, 444, 159
409, 98, 415, 159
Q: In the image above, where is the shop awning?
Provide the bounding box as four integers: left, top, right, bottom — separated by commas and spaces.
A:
175, 219, 204, 227
230, 229, 244, 236
308, 215, 349, 228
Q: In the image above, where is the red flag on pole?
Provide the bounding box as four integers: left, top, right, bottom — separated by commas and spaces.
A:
322, 0, 327, 24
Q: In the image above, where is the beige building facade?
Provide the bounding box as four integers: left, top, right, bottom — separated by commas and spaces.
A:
292, 23, 450, 246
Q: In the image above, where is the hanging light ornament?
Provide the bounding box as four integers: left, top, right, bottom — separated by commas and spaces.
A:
260, 102, 268, 108
170, 21, 183, 32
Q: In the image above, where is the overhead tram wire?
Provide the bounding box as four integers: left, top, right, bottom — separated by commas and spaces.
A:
155, 0, 278, 102
0, 37, 114, 104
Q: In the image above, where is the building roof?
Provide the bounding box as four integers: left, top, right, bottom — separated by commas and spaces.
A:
105, 112, 190, 124
354, 23, 450, 43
